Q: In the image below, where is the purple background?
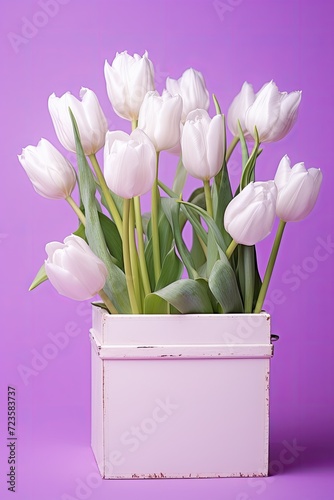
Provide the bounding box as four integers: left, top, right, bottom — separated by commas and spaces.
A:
1, 0, 334, 498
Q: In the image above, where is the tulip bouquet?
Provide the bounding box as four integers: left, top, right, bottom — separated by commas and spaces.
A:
19, 51, 322, 315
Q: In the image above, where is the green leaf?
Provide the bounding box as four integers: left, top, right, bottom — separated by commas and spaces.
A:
190, 225, 207, 272
156, 246, 183, 291
236, 245, 262, 312
95, 178, 123, 220
243, 245, 255, 313
206, 230, 219, 276
212, 94, 222, 115
29, 263, 48, 291
144, 211, 174, 292
252, 246, 263, 309
178, 200, 227, 254
69, 108, 131, 314
240, 127, 260, 190
158, 210, 174, 264
172, 157, 188, 195
144, 236, 155, 292
141, 212, 151, 236
212, 162, 233, 239
208, 259, 244, 313
144, 279, 213, 314
98, 212, 123, 269
161, 197, 198, 279
73, 223, 86, 239
91, 301, 109, 311
238, 121, 250, 168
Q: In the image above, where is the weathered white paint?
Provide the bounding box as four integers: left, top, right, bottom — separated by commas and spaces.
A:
90, 307, 273, 479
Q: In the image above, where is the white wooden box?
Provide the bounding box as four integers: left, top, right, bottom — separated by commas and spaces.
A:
90, 307, 273, 479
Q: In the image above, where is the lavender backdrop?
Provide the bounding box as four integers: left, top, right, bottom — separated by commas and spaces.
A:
1, 0, 333, 498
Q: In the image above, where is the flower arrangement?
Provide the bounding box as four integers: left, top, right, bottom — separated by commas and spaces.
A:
19, 51, 322, 315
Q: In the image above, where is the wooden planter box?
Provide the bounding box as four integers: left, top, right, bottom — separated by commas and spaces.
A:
90, 306, 273, 479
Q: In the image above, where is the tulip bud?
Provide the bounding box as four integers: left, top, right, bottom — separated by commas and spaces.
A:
138, 90, 183, 152
227, 82, 255, 137
224, 181, 277, 245
181, 109, 224, 181
274, 155, 322, 222
104, 128, 156, 199
166, 68, 210, 123
104, 51, 155, 121
45, 235, 108, 301
18, 138, 76, 200
48, 88, 108, 155
244, 81, 302, 143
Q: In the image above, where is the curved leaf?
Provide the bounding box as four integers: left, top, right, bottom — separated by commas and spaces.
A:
172, 157, 188, 195
156, 246, 183, 291
178, 200, 227, 253
208, 260, 244, 313
161, 197, 198, 279
29, 263, 48, 291
145, 279, 213, 314
70, 109, 131, 313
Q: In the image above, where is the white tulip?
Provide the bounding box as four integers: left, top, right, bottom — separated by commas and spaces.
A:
45, 235, 108, 301
245, 81, 302, 143
18, 138, 76, 199
227, 82, 255, 137
275, 155, 323, 222
48, 88, 108, 155
138, 90, 183, 152
104, 128, 156, 199
166, 68, 210, 123
104, 51, 155, 121
224, 181, 277, 245
181, 109, 224, 181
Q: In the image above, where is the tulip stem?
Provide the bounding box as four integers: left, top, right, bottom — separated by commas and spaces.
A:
254, 220, 287, 313
226, 239, 238, 259
122, 199, 140, 314
152, 152, 161, 284
131, 120, 138, 131
203, 180, 213, 217
89, 154, 123, 238
98, 289, 119, 315
244, 246, 255, 313
129, 199, 142, 313
66, 196, 86, 226
226, 136, 240, 163
134, 196, 151, 296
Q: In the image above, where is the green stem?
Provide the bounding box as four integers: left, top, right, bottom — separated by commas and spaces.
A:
98, 289, 118, 315
129, 199, 142, 313
134, 196, 151, 296
89, 154, 123, 238
131, 120, 138, 131
122, 199, 140, 314
244, 247, 255, 313
152, 152, 161, 284
203, 179, 213, 217
254, 220, 287, 313
226, 239, 238, 259
65, 196, 86, 226
226, 136, 240, 163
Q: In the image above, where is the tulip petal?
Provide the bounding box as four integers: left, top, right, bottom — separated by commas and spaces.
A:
266, 91, 302, 142
245, 81, 281, 141
45, 263, 95, 301
224, 181, 277, 245
206, 115, 225, 179
227, 82, 255, 137
274, 155, 292, 190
